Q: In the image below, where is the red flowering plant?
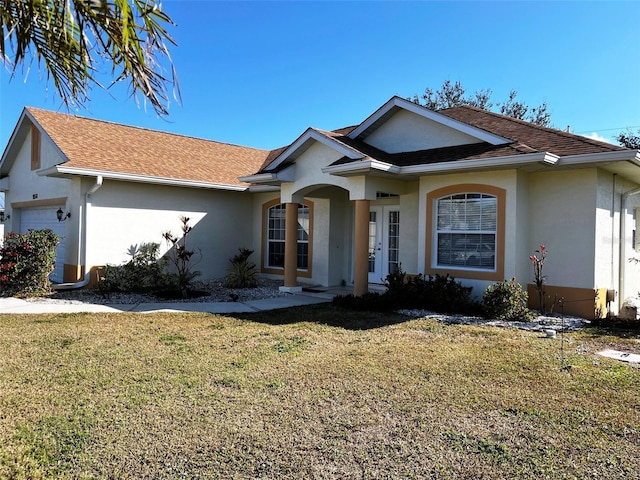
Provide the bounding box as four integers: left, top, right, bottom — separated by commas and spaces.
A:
530, 244, 548, 314
0, 229, 59, 297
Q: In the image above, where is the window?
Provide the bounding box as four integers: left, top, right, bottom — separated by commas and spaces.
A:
436, 193, 496, 270
426, 184, 505, 281
264, 201, 312, 274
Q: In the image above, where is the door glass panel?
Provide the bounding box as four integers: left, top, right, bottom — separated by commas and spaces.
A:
368, 211, 377, 273
387, 210, 400, 274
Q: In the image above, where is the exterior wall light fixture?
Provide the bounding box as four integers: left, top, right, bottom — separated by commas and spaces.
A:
0, 210, 9, 223
57, 208, 71, 222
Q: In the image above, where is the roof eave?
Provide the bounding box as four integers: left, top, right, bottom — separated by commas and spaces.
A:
39, 166, 249, 191
237, 168, 295, 185
559, 149, 640, 166
321, 159, 401, 177
397, 152, 559, 175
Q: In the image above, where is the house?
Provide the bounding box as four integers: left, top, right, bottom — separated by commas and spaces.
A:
1, 96, 640, 318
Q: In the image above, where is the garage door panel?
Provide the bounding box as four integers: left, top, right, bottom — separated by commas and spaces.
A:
20, 208, 66, 283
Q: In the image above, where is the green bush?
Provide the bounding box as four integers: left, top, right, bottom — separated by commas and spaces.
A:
98, 242, 170, 293
334, 267, 480, 314
483, 278, 533, 321
332, 291, 395, 312
224, 248, 258, 288
0, 229, 59, 297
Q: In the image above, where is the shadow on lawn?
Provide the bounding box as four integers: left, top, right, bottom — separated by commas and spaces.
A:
579, 324, 640, 341
231, 304, 411, 331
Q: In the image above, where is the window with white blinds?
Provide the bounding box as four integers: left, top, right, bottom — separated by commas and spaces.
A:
436, 193, 496, 270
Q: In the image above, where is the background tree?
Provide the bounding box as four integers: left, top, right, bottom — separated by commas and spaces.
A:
411, 80, 552, 127
1, 0, 179, 116
617, 129, 640, 149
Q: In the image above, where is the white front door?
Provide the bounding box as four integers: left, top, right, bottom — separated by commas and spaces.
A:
368, 206, 400, 283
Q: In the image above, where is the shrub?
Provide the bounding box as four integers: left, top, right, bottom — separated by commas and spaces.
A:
162, 216, 202, 294
98, 242, 170, 293
332, 292, 394, 311
224, 248, 258, 288
0, 229, 59, 297
483, 278, 533, 321
421, 273, 478, 314
334, 267, 480, 314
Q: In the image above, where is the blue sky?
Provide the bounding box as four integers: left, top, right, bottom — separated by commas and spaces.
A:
1, 0, 639, 152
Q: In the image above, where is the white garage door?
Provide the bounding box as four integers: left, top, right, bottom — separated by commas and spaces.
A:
20, 207, 66, 283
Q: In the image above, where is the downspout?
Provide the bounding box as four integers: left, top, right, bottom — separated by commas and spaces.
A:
53, 176, 103, 290
618, 186, 640, 305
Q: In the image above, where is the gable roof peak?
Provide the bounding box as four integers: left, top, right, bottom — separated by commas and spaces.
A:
348, 96, 512, 146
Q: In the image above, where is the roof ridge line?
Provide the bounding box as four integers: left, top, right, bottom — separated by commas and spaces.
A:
25, 106, 270, 153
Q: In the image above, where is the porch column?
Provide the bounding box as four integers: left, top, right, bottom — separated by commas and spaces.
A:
353, 199, 370, 296
280, 202, 302, 293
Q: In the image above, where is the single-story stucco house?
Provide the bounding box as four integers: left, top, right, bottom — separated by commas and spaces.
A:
2, 96, 640, 318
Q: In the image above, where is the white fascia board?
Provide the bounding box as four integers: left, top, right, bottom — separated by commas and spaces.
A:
322, 159, 400, 176
246, 184, 281, 193
238, 173, 277, 183
348, 96, 512, 146
0, 109, 29, 170
266, 128, 365, 172
38, 166, 249, 191
399, 152, 559, 175
238, 168, 295, 184
559, 150, 640, 166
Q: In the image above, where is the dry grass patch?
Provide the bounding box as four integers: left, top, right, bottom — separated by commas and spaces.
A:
0, 307, 638, 479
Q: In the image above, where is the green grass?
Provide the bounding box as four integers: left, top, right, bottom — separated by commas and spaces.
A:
0, 306, 638, 479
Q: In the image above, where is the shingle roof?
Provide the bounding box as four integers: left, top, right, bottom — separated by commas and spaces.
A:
258, 104, 628, 174
27, 107, 271, 187
438, 105, 624, 156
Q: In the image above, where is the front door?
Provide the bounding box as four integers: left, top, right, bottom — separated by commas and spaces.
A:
368, 206, 400, 283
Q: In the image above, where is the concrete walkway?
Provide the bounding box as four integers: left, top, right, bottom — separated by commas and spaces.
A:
0, 290, 337, 315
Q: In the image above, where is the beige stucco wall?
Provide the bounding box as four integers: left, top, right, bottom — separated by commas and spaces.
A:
594, 170, 620, 303
40, 131, 66, 170
5, 129, 73, 208
86, 181, 254, 281
279, 142, 350, 203
514, 171, 532, 285
363, 110, 480, 153
399, 181, 420, 273
527, 169, 598, 290
318, 188, 352, 286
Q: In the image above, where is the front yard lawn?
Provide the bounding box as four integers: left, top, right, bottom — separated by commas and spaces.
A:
0, 305, 638, 479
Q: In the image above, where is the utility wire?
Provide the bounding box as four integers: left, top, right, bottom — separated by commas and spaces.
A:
575, 125, 640, 134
